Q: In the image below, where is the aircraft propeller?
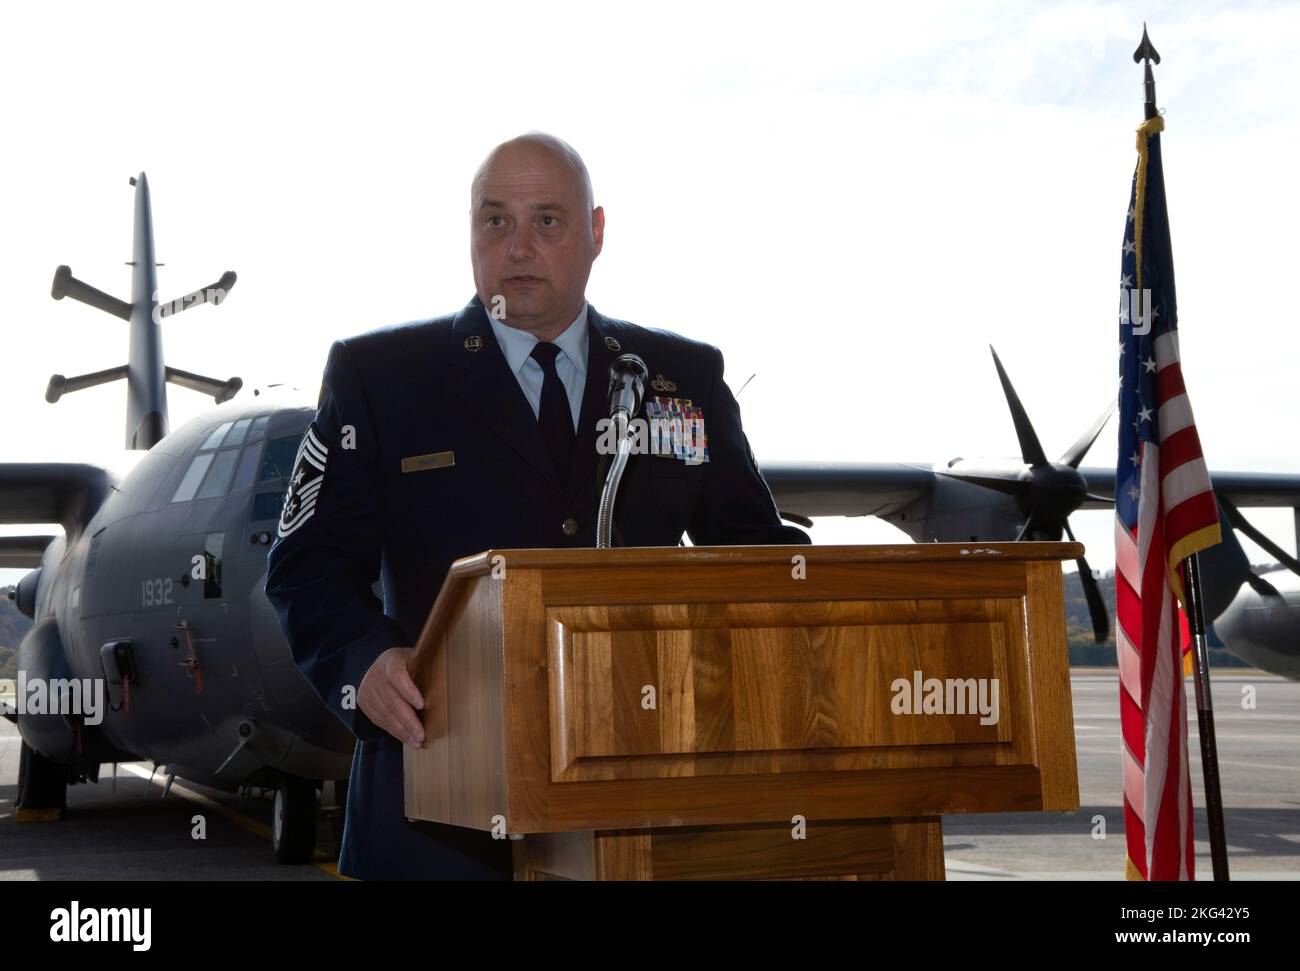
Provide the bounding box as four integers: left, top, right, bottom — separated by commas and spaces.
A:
938, 347, 1115, 643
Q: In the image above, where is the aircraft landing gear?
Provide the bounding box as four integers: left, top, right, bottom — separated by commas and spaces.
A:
15, 740, 68, 820
272, 777, 318, 864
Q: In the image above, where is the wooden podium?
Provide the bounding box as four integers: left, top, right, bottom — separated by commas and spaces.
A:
403, 543, 1080, 880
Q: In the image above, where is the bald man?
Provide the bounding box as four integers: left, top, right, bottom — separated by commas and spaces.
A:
265, 133, 808, 880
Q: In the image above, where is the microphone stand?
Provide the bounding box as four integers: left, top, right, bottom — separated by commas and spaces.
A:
596, 409, 634, 549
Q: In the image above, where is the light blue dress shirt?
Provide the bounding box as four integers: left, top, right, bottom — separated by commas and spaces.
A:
488, 303, 589, 432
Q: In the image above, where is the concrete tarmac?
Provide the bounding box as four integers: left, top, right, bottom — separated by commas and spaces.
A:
944, 672, 1300, 879
1, 673, 1296, 880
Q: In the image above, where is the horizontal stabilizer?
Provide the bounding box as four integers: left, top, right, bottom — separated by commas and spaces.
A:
50, 265, 131, 320
157, 270, 238, 319
0, 535, 58, 569
46, 364, 129, 403
165, 366, 243, 403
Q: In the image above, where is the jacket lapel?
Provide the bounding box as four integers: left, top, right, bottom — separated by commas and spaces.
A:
447, 296, 562, 494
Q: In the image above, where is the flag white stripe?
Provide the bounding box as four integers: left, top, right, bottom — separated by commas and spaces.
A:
1162, 457, 1212, 511
1115, 517, 1140, 597
1123, 744, 1146, 821
1144, 587, 1175, 872
1154, 330, 1181, 370
1117, 623, 1142, 712
1136, 444, 1160, 581
1157, 394, 1194, 441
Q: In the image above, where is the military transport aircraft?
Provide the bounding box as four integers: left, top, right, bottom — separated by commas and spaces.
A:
3, 172, 1299, 874
1, 173, 349, 863
762, 351, 1300, 679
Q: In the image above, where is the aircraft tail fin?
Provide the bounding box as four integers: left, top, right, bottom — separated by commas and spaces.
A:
46, 172, 241, 450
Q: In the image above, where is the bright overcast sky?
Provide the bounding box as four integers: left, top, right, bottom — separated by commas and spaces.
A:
2, 0, 1297, 586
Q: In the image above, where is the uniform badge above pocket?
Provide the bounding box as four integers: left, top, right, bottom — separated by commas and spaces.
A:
401, 451, 456, 474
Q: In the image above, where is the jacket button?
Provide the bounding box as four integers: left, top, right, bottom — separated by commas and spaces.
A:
561, 517, 578, 537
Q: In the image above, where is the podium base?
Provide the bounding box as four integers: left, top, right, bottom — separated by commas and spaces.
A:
512, 816, 945, 881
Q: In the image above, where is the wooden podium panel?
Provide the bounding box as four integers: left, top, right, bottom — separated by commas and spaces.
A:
404, 544, 1080, 880
510, 818, 945, 881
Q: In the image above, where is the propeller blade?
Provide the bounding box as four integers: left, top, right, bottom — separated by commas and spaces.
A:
1198, 495, 1256, 619
1063, 520, 1109, 643
1219, 495, 1300, 579
1085, 493, 1115, 504
934, 469, 1025, 497
1245, 572, 1282, 598
1076, 556, 1110, 643
989, 346, 1050, 468
1059, 401, 1116, 468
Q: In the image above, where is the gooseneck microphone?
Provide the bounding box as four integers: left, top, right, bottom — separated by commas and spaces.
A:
607, 353, 649, 419
597, 353, 648, 548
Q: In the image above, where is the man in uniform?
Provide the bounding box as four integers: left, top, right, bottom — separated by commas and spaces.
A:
265, 132, 808, 880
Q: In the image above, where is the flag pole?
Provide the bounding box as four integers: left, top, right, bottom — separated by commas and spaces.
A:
1182, 553, 1231, 880
1134, 22, 1231, 881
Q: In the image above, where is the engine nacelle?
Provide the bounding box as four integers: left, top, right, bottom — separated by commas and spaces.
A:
13, 567, 41, 620
15, 618, 79, 761
14, 618, 134, 766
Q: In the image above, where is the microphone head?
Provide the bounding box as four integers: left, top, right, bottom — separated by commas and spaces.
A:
608, 353, 649, 418
611, 352, 648, 379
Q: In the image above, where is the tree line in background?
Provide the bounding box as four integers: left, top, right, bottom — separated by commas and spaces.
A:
0, 587, 23, 678
1062, 569, 1247, 668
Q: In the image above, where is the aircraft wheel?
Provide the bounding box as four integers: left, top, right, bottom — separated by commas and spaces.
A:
15, 740, 67, 816
272, 778, 318, 864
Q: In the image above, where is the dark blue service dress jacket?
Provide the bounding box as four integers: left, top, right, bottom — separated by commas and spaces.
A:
265, 295, 809, 879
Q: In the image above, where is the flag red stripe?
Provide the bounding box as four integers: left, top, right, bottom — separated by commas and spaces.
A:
1160, 424, 1206, 473
1156, 360, 1186, 401
1165, 491, 1220, 544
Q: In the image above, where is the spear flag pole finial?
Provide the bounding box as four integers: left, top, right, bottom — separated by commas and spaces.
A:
1133, 23, 1161, 120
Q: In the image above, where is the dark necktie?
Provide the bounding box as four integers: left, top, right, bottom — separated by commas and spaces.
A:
530, 341, 574, 479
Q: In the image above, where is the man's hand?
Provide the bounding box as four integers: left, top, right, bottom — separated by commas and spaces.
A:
358, 647, 425, 747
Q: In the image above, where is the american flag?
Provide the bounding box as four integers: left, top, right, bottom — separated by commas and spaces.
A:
1115, 116, 1221, 881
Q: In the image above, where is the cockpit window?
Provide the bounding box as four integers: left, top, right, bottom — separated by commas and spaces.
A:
260, 435, 302, 481
249, 415, 270, 441
223, 418, 253, 447
230, 442, 262, 493
200, 421, 234, 450
194, 448, 240, 500
172, 453, 215, 502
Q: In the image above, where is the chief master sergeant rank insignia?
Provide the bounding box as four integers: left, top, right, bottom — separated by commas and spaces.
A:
278, 423, 329, 538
